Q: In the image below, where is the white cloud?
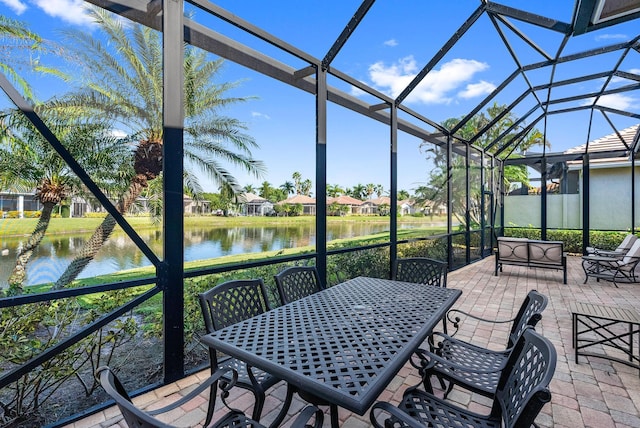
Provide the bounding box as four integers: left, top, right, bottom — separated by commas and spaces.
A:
383, 39, 398, 47
350, 86, 367, 97
595, 33, 628, 41
368, 56, 490, 104
630, 68, 640, 75
583, 93, 638, 110
33, 0, 95, 27
251, 111, 270, 120
1, 0, 27, 14
458, 80, 496, 99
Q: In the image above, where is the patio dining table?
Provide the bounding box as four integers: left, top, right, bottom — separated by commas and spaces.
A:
200, 276, 461, 426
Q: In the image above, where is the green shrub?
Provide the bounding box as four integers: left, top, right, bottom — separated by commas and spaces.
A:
504, 228, 631, 253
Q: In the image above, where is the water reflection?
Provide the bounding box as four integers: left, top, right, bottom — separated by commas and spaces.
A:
0, 221, 429, 287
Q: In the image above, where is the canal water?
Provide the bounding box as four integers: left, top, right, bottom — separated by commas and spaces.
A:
0, 221, 435, 287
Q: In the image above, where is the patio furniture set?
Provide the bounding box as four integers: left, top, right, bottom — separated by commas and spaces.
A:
97, 257, 558, 428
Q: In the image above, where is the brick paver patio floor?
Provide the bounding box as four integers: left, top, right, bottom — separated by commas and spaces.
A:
64, 255, 640, 428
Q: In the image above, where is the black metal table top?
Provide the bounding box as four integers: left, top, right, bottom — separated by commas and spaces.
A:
200, 276, 461, 415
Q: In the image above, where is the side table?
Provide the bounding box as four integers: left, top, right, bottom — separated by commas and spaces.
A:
571, 301, 640, 375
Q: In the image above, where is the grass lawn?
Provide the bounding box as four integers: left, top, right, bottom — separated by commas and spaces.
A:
0, 214, 447, 237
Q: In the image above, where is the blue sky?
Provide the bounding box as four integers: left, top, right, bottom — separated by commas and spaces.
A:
1, 1, 639, 194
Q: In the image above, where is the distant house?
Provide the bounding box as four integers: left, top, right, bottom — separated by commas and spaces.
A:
327, 195, 363, 215
359, 196, 387, 215
0, 191, 43, 217
279, 194, 316, 215
184, 194, 210, 214
505, 124, 640, 230
238, 193, 274, 216
421, 200, 447, 216
398, 199, 416, 216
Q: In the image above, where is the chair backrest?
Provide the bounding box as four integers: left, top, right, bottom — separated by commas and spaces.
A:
274, 266, 323, 305
617, 233, 638, 252
199, 279, 271, 333
493, 328, 556, 428
392, 257, 447, 287
507, 290, 548, 348
97, 366, 173, 428
621, 239, 640, 267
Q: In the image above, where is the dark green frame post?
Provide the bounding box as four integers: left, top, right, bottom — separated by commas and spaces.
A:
316, 66, 327, 286
390, 104, 398, 275
162, 0, 185, 383
582, 154, 590, 255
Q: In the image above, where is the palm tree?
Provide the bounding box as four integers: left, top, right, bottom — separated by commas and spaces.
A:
280, 181, 295, 196
398, 189, 410, 200
365, 183, 375, 201
0, 111, 130, 293
49, 9, 265, 288
243, 184, 256, 194
326, 184, 344, 197
374, 184, 384, 198
300, 179, 312, 196
292, 171, 302, 194
259, 181, 273, 200
350, 184, 365, 200
421, 104, 549, 226
0, 15, 49, 100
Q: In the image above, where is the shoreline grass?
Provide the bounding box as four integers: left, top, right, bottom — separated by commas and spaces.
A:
0, 214, 447, 238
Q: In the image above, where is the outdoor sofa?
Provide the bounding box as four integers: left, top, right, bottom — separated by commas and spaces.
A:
495, 236, 567, 284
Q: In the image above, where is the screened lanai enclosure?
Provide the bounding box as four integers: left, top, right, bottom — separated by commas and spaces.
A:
0, 0, 639, 426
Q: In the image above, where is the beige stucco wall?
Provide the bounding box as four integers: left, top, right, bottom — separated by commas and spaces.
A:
504, 164, 640, 231
504, 194, 580, 229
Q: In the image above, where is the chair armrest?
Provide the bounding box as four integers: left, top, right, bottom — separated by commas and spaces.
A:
370, 401, 426, 428
147, 367, 236, 416
594, 250, 626, 258
290, 405, 324, 428
446, 308, 517, 336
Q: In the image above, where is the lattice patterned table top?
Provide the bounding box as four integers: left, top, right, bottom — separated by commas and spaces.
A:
201, 276, 461, 414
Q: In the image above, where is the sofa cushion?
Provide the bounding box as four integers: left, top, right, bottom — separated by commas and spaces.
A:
497, 237, 529, 261
528, 241, 563, 264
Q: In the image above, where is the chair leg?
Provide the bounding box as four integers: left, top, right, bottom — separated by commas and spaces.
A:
203, 380, 218, 428
252, 390, 266, 421
329, 404, 339, 428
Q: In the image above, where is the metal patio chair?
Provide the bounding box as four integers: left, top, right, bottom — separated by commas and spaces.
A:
198, 279, 290, 425
412, 289, 548, 399
392, 257, 447, 288
393, 257, 448, 334
97, 366, 323, 428
371, 327, 556, 428
274, 265, 324, 305
273, 265, 342, 428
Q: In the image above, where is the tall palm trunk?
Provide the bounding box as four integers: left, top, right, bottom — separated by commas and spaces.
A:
53, 175, 148, 289
7, 201, 55, 293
